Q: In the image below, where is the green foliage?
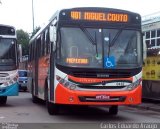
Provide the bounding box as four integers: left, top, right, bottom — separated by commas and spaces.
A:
30, 26, 41, 38
16, 27, 41, 56
17, 29, 30, 56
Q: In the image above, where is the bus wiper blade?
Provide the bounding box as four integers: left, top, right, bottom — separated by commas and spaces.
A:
80, 26, 96, 45
94, 31, 98, 57
109, 29, 123, 47
80, 26, 98, 57
106, 28, 123, 57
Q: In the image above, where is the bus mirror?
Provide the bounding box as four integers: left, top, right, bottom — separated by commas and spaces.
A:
50, 25, 56, 51
49, 25, 56, 43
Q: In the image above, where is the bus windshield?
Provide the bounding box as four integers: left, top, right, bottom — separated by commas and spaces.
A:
0, 38, 17, 70
57, 27, 142, 69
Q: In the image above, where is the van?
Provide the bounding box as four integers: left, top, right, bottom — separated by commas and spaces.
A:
18, 70, 28, 91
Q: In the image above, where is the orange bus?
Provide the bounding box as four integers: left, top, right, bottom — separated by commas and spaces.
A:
27, 7, 143, 115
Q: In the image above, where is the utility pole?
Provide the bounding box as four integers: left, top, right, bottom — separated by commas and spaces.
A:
32, 0, 35, 32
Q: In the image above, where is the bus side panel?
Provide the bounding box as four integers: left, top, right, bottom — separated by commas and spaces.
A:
28, 54, 37, 96
37, 56, 49, 100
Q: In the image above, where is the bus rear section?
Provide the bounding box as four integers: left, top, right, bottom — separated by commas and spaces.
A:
0, 24, 19, 105
28, 7, 143, 115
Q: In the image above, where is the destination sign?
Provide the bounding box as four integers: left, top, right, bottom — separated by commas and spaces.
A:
71, 11, 128, 22
0, 26, 15, 35
66, 58, 89, 65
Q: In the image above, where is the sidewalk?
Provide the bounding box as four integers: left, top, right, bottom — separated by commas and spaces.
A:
129, 100, 160, 112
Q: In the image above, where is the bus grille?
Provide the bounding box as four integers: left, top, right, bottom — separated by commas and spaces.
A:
0, 73, 9, 77
72, 71, 131, 78
77, 85, 126, 89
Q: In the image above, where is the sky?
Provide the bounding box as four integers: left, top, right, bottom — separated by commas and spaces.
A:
0, 0, 160, 33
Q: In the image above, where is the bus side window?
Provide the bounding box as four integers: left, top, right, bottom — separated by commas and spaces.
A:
32, 41, 35, 60
41, 33, 45, 56
45, 28, 50, 54
37, 36, 41, 58
44, 29, 48, 55
28, 44, 31, 61
30, 43, 33, 61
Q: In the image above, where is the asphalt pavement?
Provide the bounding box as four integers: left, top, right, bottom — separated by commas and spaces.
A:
129, 99, 160, 112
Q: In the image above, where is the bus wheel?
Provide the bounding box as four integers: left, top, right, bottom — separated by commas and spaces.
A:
47, 102, 59, 115
0, 96, 7, 105
32, 94, 39, 103
45, 88, 59, 115
109, 105, 118, 115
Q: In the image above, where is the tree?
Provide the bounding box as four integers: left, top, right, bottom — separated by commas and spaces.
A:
30, 26, 41, 38
17, 29, 30, 56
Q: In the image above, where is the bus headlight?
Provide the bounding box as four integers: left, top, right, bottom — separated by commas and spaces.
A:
2, 77, 18, 87
56, 75, 77, 90
127, 78, 141, 91
3, 82, 9, 87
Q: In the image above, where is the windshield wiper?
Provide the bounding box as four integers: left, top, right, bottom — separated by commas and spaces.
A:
80, 26, 98, 57
106, 28, 123, 57
94, 31, 98, 57
80, 26, 96, 45
109, 29, 123, 47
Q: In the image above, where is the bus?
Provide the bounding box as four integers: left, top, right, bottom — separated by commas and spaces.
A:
28, 7, 143, 115
0, 24, 19, 105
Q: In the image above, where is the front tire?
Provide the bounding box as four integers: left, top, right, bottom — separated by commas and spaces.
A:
0, 96, 7, 105
32, 94, 39, 103
45, 87, 59, 115
109, 105, 118, 115
47, 101, 59, 115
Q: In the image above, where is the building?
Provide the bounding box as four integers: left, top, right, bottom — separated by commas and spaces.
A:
142, 12, 160, 48
142, 12, 160, 100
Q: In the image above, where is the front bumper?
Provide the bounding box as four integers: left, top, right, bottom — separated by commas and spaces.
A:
54, 84, 142, 105
0, 83, 19, 96
18, 82, 27, 87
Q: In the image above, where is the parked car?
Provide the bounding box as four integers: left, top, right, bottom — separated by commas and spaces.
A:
18, 70, 28, 91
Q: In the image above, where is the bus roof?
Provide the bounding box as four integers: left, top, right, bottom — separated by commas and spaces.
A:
29, 10, 61, 44
0, 24, 16, 29
59, 7, 140, 15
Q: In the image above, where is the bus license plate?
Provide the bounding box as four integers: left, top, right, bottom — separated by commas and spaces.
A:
96, 95, 110, 100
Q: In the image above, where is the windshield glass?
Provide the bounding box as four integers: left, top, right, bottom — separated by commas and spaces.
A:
18, 71, 27, 77
57, 27, 142, 69
0, 38, 17, 70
